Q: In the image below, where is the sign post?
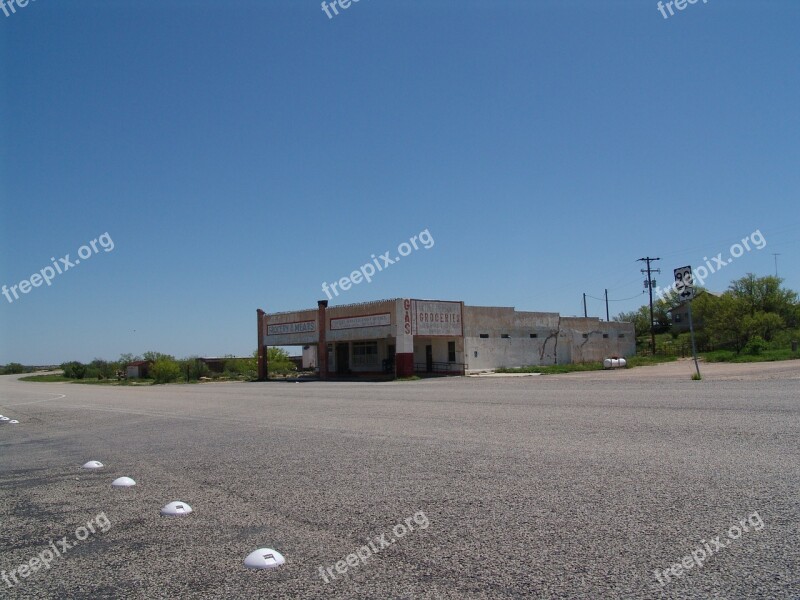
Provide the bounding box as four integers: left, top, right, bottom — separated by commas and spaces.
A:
674, 266, 701, 379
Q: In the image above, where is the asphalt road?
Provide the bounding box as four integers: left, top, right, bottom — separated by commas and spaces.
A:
1, 365, 799, 599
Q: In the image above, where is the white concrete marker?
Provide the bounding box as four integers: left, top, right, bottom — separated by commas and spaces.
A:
82, 460, 104, 469
8, 420, 19, 424
111, 477, 136, 488
160, 501, 192, 516
0, 417, 9, 422
244, 548, 286, 570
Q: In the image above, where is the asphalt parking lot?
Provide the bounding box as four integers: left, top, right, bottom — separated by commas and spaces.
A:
1, 363, 799, 599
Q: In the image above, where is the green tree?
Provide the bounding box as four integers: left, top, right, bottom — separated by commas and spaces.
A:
223, 355, 257, 378
179, 357, 209, 381
1, 363, 25, 374
267, 347, 296, 374
696, 274, 798, 352
61, 361, 87, 379
90, 359, 116, 379
615, 307, 649, 338
615, 301, 670, 338
729, 274, 798, 326
143, 351, 174, 363
150, 358, 181, 384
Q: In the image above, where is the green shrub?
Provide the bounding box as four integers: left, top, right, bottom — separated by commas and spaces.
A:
224, 357, 256, 377
84, 366, 101, 380
768, 328, 800, 350
176, 358, 210, 381
190, 359, 210, 380
90, 359, 117, 379
62, 361, 87, 379
267, 348, 296, 375
702, 348, 799, 363
150, 358, 181, 384
143, 351, 175, 362
1, 362, 25, 374
625, 355, 678, 367
743, 335, 769, 356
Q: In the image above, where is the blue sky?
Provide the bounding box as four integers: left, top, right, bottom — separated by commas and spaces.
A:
1, 0, 798, 364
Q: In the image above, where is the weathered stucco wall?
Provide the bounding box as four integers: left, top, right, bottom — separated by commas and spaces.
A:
559, 318, 636, 363
463, 306, 562, 370
463, 306, 635, 371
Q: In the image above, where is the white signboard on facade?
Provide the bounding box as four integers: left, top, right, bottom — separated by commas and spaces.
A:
267, 320, 316, 336
410, 300, 463, 336
330, 313, 391, 330
673, 265, 695, 301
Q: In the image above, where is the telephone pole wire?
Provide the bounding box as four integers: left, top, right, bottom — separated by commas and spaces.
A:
638, 257, 661, 355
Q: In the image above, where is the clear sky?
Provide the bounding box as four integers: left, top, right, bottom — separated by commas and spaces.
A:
1, 0, 798, 364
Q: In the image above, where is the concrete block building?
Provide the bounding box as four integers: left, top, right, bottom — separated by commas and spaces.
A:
256, 298, 635, 379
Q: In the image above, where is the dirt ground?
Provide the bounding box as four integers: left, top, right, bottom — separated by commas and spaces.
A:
558, 358, 800, 382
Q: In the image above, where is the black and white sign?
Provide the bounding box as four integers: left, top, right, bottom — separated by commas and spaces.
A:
330, 313, 391, 330
267, 320, 316, 336
674, 265, 695, 300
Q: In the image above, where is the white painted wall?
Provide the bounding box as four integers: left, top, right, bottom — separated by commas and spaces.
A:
462, 306, 635, 370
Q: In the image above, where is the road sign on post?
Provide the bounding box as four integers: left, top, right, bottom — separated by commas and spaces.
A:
674, 265, 695, 300
674, 266, 701, 379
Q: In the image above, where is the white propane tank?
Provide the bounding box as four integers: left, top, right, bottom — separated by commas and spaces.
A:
604, 358, 627, 369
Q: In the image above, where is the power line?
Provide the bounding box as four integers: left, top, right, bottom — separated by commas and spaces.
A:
658, 223, 800, 260
585, 291, 646, 303
607, 275, 649, 292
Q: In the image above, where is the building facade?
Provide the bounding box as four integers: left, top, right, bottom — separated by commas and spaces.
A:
670, 290, 717, 333
257, 298, 635, 379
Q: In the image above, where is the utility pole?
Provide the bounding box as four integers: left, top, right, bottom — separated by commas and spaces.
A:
773, 253, 781, 278
638, 257, 661, 355
604, 289, 610, 322
583, 293, 587, 318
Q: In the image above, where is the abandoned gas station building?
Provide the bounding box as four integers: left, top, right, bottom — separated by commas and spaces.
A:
256, 298, 635, 379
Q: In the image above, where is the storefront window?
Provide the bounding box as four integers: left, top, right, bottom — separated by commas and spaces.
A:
352, 341, 378, 367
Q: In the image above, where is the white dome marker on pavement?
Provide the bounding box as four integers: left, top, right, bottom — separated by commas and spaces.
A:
111, 477, 136, 488
8, 420, 19, 424
82, 460, 104, 469
244, 548, 286, 570
160, 501, 192, 516
0, 417, 10, 422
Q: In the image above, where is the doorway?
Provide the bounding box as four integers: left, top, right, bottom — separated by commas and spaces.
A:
336, 343, 350, 375
425, 344, 433, 373
385, 344, 396, 374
